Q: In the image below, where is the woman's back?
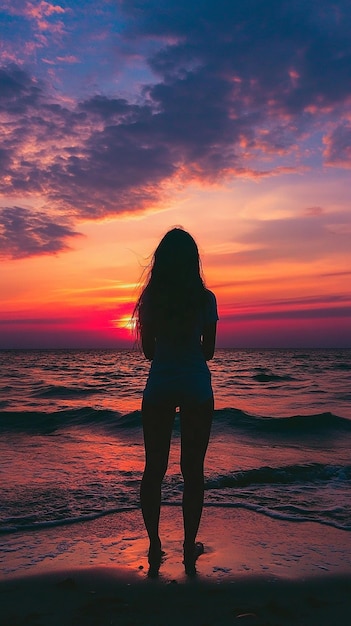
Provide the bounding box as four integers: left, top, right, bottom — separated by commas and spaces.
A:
141, 288, 217, 365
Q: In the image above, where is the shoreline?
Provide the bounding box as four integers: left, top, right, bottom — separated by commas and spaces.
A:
1, 508, 350, 625
2, 507, 350, 582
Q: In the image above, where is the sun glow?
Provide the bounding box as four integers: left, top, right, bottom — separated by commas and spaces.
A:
112, 316, 136, 333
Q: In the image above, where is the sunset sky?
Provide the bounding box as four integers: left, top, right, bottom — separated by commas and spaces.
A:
1, 0, 350, 349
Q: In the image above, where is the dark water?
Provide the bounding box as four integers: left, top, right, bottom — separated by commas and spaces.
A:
0, 349, 350, 540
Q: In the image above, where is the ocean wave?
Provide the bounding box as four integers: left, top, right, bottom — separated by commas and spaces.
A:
0, 406, 350, 434
252, 373, 295, 383
205, 463, 351, 489
201, 502, 351, 531
32, 384, 100, 399
0, 385, 12, 393
335, 362, 351, 371
1, 499, 349, 535
215, 408, 351, 434
0, 505, 139, 535
0, 407, 126, 433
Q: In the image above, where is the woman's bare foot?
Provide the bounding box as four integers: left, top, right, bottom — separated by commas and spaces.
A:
147, 538, 164, 577
183, 541, 204, 576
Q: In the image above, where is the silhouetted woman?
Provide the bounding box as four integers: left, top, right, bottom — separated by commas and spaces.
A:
134, 227, 218, 576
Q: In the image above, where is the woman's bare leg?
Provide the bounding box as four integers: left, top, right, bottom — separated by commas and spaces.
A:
180, 396, 213, 573
140, 399, 175, 572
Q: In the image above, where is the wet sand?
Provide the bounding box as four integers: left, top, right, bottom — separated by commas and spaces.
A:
1, 507, 350, 625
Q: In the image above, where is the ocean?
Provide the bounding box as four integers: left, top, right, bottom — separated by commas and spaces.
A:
1, 348, 350, 575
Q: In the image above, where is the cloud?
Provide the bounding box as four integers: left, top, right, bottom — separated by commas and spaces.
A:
0, 316, 78, 325
3, 0, 66, 29
324, 122, 351, 168
0, 65, 41, 113
1, 1, 351, 256
0, 206, 80, 259
222, 305, 351, 323
120, 0, 351, 108
206, 210, 351, 267
238, 210, 351, 260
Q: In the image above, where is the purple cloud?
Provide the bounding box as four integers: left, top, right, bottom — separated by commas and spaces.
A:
0, 206, 80, 258
0, 1, 351, 257
324, 122, 351, 167
0, 65, 41, 113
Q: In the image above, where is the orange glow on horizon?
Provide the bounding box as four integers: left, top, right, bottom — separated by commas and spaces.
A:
1, 174, 351, 349
111, 315, 136, 333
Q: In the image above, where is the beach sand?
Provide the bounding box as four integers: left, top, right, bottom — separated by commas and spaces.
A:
1, 507, 350, 625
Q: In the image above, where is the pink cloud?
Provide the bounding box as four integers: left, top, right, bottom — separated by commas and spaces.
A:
5, 0, 66, 19
302, 206, 324, 217
324, 122, 351, 168
56, 55, 79, 64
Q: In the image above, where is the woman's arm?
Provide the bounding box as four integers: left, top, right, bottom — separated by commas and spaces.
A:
202, 322, 217, 361
141, 323, 156, 360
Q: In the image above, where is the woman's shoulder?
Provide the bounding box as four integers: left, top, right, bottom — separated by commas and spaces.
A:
204, 288, 217, 304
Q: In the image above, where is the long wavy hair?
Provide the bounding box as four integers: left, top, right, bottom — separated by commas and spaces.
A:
134, 228, 208, 343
